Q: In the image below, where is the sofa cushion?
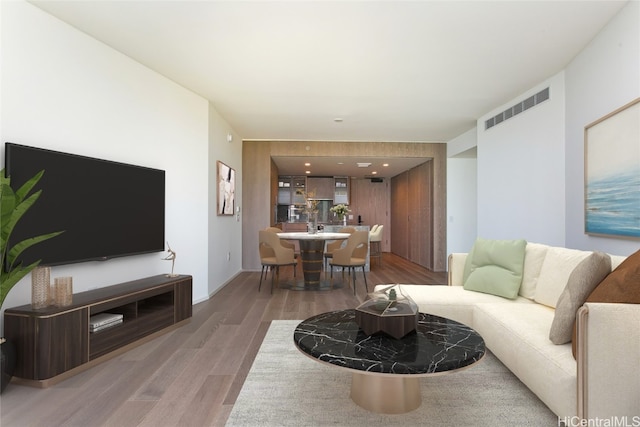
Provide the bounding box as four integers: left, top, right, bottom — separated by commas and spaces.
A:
534, 247, 592, 308
387, 284, 533, 326
610, 255, 627, 270
586, 249, 640, 304
549, 251, 611, 345
472, 303, 577, 418
520, 242, 550, 300
571, 249, 640, 359
462, 238, 527, 299
448, 253, 469, 286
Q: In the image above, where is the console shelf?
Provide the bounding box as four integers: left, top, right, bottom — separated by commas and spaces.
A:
3, 274, 192, 387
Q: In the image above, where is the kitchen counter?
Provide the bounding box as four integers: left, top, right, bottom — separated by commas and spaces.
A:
279, 223, 371, 232
323, 224, 370, 232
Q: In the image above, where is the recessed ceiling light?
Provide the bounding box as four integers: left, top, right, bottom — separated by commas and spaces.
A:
304, 162, 311, 166
382, 163, 389, 167
305, 170, 311, 174
371, 171, 378, 175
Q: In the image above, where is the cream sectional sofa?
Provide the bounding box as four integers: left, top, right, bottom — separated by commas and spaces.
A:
375, 243, 640, 420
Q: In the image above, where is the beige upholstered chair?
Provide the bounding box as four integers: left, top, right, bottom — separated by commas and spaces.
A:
329, 230, 369, 294
369, 224, 383, 266
323, 226, 356, 270
266, 227, 297, 255
258, 229, 297, 293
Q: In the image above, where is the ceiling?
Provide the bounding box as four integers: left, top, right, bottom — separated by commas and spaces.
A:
30, 0, 627, 177
272, 155, 429, 179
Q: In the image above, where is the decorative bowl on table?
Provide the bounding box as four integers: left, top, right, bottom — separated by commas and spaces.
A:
355, 284, 419, 339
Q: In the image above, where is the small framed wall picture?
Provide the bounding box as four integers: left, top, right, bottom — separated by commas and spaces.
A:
217, 161, 236, 216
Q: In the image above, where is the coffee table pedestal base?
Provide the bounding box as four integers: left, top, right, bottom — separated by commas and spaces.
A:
350, 373, 421, 414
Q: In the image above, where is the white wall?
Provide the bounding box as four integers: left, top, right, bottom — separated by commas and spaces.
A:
467, 1, 639, 257
564, 0, 640, 256
476, 72, 567, 246
446, 127, 478, 257
207, 105, 243, 296
0, 1, 216, 330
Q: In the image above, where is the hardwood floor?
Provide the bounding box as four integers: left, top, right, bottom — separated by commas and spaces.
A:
0, 253, 446, 427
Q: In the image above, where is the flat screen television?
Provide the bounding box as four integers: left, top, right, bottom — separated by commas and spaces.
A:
4, 143, 165, 266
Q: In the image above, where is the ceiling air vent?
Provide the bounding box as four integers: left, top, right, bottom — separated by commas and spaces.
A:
485, 87, 550, 130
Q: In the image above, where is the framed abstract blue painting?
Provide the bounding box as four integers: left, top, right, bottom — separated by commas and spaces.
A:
585, 97, 640, 239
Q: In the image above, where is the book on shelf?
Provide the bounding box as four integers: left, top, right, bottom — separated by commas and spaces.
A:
90, 319, 123, 333
90, 312, 124, 328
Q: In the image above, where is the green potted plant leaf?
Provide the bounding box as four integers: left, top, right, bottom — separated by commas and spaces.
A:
0, 168, 64, 393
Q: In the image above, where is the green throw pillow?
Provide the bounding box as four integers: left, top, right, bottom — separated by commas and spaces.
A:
463, 238, 527, 299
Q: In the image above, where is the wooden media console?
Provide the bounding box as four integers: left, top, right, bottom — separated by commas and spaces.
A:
3, 274, 192, 387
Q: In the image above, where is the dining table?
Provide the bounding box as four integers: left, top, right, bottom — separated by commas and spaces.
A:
277, 231, 351, 290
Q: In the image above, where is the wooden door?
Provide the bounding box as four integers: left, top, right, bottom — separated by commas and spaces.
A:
408, 162, 433, 268
390, 174, 409, 259
350, 178, 390, 251
391, 161, 433, 269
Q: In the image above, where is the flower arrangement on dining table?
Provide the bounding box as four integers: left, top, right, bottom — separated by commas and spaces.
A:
295, 188, 319, 214
330, 203, 350, 219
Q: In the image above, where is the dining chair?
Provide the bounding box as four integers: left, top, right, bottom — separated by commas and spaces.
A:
258, 229, 297, 293
369, 224, 383, 266
329, 230, 369, 295
266, 226, 298, 256
323, 226, 356, 270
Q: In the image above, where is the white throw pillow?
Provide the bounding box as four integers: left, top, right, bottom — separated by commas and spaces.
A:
519, 242, 550, 300
534, 247, 591, 308
610, 255, 627, 270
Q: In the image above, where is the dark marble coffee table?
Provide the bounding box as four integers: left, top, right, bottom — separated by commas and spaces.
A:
293, 309, 485, 414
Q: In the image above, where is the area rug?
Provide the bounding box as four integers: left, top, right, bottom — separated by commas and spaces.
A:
226, 321, 558, 427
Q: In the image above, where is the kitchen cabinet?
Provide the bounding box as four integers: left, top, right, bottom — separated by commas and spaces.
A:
292, 176, 306, 204
277, 176, 292, 204
334, 177, 349, 204
278, 176, 307, 204
306, 177, 334, 200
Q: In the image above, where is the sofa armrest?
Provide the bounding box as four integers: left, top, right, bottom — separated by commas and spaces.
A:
447, 253, 468, 286
577, 303, 640, 420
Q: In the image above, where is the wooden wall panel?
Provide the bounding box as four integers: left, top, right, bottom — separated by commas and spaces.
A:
350, 178, 389, 252
390, 173, 409, 259
411, 162, 433, 268
432, 144, 447, 271
423, 161, 434, 268
392, 161, 434, 269
242, 141, 447, 272
270, 159, 279, 226
408, 166, 422, 265
242, 142, 274, 269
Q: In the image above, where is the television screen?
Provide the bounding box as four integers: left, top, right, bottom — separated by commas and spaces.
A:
5, 143, 165, 266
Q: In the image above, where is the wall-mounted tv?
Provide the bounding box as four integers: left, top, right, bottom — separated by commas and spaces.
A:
5, 143, 165, 266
